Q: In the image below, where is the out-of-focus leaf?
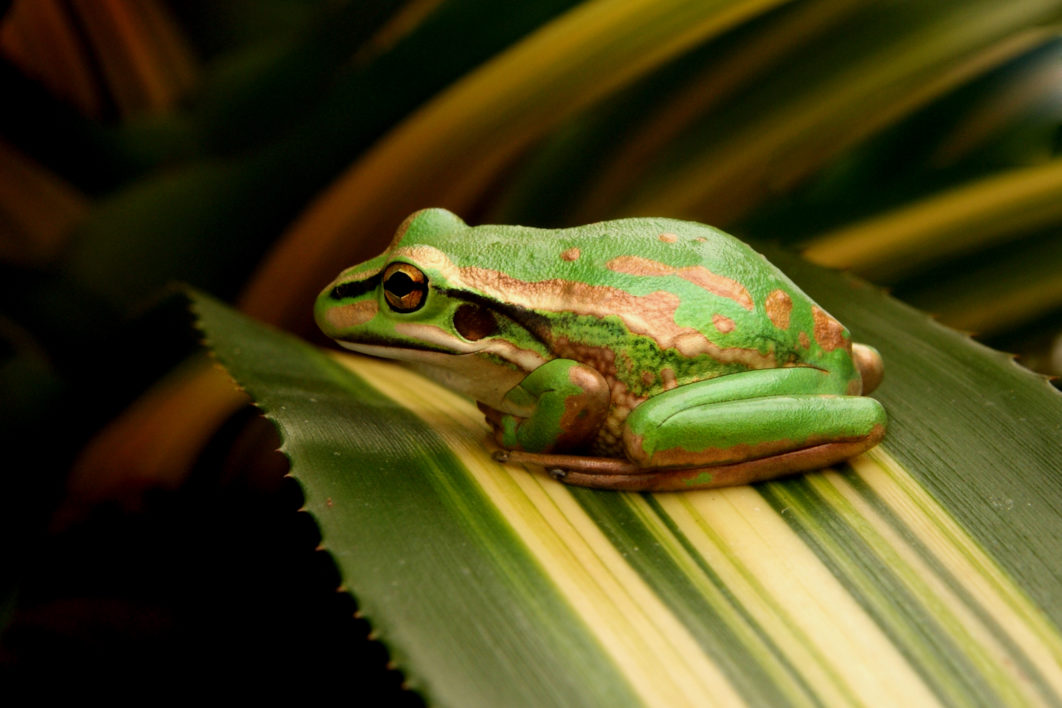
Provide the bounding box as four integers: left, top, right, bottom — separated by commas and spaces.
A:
731, 32, 1062, 246
0, 0, 102, 116
188, 1, 398, 154
614, 1, 1062, 224
899, 230, 1062, 337
0, 140, 87, 265
928, 35, 1062, 168
801, 158, 1062, 281
56, 0, 584, 312
0, 0, 198, 118
488, 0, 868, 226
66, 354, 247, 516
241, 0, 793, 333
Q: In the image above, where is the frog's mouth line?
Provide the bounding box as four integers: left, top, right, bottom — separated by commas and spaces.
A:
335, 338, 464, 360
335, 331, 512, 365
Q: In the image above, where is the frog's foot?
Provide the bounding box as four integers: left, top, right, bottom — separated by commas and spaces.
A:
490, 448, 638, 477
491, 428, 882, 491
852, 343, 884, 394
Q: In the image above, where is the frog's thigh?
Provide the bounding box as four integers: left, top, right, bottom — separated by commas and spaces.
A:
623, 368, 886, 469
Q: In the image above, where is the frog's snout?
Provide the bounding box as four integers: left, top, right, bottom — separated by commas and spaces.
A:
852, 343, 884, 395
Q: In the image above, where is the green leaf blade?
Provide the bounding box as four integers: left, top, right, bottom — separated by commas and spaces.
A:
191, 291, 641, 707
191, 268, 1062, 706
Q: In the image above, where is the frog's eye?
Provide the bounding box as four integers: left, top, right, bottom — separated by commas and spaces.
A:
382, 262, 428, 313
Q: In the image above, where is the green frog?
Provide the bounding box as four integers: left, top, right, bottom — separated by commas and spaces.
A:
315, 208, 885, 491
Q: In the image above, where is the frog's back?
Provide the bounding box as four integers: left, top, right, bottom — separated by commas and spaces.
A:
398, 213, 857, 388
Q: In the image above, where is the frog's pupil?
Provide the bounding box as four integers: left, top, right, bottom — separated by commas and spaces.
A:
383, 266, 427, 312
386, 272, 416, 296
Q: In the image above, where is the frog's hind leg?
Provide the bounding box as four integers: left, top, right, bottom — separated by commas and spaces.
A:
597, 367, 887, 491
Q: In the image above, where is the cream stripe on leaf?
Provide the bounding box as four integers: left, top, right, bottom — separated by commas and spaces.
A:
759, 477, 1022, 706
659, 487, 939, 706
349, 356, 742, 706
849, 452, 1062, 705
812, 470, 1044, 705
577, 490, 821, 706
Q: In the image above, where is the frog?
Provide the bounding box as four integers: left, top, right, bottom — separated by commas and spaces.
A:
314, 208, 886, 491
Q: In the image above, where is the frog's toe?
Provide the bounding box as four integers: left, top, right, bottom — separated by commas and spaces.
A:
853, 343, 884, 394
555, 432, 884, 491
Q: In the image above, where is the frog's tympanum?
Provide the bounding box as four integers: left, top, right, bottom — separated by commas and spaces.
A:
315, 209, 886, 491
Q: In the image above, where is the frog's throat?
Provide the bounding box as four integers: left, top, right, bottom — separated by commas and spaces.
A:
337, 320, 547, 371
335, 341, 530, 409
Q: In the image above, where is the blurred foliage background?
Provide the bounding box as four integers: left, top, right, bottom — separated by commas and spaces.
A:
1, 0, 1060, 692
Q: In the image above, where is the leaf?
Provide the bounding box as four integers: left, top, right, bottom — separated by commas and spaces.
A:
192, 252, 1062, 706
0, 140, 87, 265
801, 158, 1062, 282
0, 0, 198, 118
603, 0, 1062, 223
67, 354, 249, 513
900, 230, 1062, 336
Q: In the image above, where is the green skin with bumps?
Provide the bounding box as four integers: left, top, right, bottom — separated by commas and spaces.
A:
314, 208, 886, 491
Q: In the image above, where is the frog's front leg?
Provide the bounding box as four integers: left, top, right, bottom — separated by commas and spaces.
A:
480, 358, 611, 454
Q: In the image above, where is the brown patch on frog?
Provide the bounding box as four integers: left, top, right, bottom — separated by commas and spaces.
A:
799, 331, 811, 349
328, 300, 377, 330
595, 381, 642, 457
556, 364, 611, 451
676, 267, 754, 310
606, 254, 674, 277
812, 306, 848, 352
457, 265, 775, 367
712, 313, 735, 333
765, 289, 792, 330
552, 336, 617, 380
605, 256, 754, 310
658, 232, 678, 243
391, 244, 454, 274
639, 367, 677, 392
561, 247, 580, 262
